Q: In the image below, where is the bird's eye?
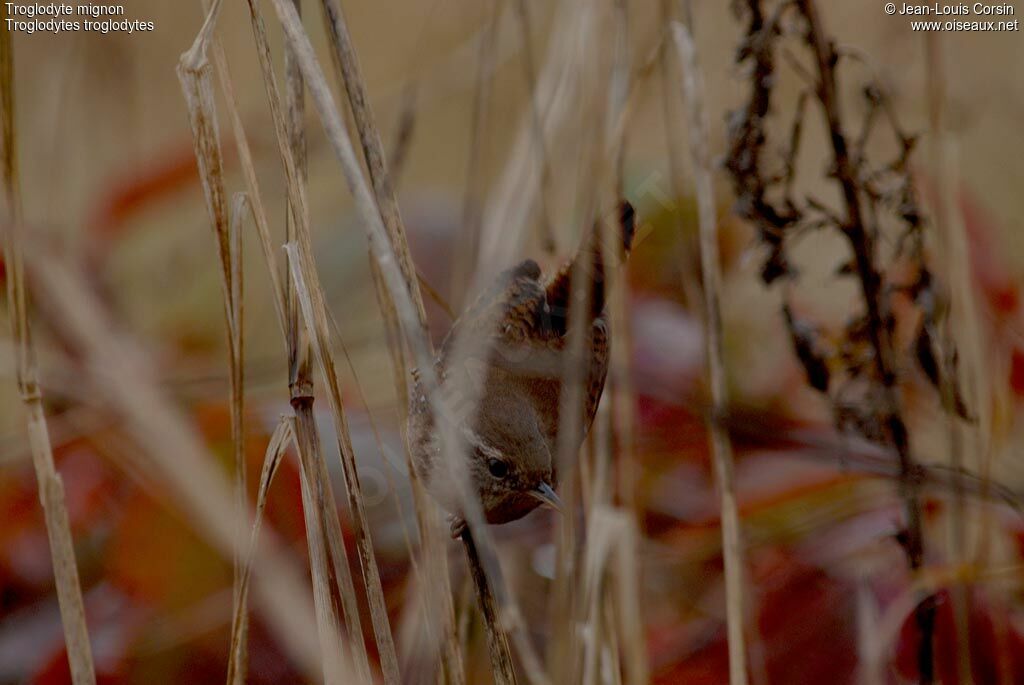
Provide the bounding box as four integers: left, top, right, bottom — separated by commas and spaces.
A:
487, 458, 509, 479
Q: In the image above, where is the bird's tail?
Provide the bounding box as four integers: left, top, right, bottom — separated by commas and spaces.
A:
544, 200, 636, 334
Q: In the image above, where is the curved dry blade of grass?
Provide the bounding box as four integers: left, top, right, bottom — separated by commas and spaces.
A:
227, 191, 249, 685
0, 9, 96, 684
672, 21, 750, 685
177, 0, 227, 275
209, 40, 287, 339
226, 416, 294, 685
176, 10, 253, 680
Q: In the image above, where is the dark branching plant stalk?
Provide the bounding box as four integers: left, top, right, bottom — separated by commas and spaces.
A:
461, 529, 517, 685
725, 1, 974, 682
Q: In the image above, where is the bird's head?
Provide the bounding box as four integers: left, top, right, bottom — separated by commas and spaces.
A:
462, 395, 561, 525
419, 388, 561, 531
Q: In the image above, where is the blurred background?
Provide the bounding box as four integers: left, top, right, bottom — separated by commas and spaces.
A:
1, 1, 1023, 683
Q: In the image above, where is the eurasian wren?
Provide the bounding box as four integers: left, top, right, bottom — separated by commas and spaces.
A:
408, 202, 636, 536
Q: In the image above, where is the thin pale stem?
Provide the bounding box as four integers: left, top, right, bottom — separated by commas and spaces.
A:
0, 7, 96, 683
672, 22, 750, 685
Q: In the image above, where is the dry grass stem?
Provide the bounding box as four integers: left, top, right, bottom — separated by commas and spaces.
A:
548, 224, 588, 685
924, 35, 975, 685
551, 3, 632, 680
313, 2, 465, 679
672, 21, 750, 685
478, 0, 599, 276
293, 411, 352, 685
285, 241, 402, 683
226, 171, 250, 685
657, 0, 700, 309
386, 84, 418, 190
277, 7, 350, 682
260, 8, 535, 685
176, 12, 251, 679
226, 416, 295, 685
0, 8, 96, 683
453, 0, 500, 305
368, 261, 464, 685
318, 0, 429, 333
511, 0, 556, 252
238, 1, 375, 678
545, 6, 612, 682
461, 530, 517, 685
580, 507, 646, 685
28, 250, 324, 677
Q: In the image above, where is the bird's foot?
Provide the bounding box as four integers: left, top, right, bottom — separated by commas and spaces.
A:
447, 514, 467, 539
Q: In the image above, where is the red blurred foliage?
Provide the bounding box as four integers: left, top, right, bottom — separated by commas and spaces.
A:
1010, 348, 1024, 397
958, 191, 1020, 319
0, 402, 318, 683
86, 145, 199, 242
652, 549, 858, 685
191, 402, 308, 548
895, 589, 1024, 684
104, 489, 229, 608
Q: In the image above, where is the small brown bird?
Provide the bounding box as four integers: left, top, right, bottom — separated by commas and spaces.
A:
408, 202, 636, 536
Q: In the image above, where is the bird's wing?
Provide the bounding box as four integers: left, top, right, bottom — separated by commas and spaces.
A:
437, 258, 550, 370
583, 317, 611, 429
543, 201, 636, 337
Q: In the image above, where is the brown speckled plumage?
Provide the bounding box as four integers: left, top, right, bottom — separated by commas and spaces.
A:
409, 202, 635, 533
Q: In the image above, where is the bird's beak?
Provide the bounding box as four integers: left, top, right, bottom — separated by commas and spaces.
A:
530, 482, 563, 512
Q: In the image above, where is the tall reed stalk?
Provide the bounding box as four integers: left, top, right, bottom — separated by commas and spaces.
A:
672, 20, 750, 685
0, 10, 97, 683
